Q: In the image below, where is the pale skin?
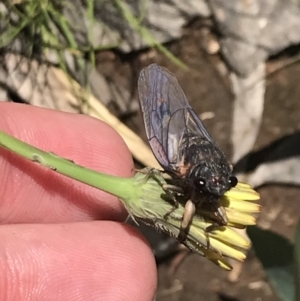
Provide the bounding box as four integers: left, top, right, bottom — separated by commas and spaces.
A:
0, 103, 157, 301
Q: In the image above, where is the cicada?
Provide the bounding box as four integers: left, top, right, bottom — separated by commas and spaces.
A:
138, 64, 238, 240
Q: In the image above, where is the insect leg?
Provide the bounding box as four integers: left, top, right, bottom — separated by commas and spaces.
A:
204, 206, 228, 248
162, 184, 183, 195
135, 167, 162, 179
178, 200, 196, 242
204, 224, 220, 249
161, 184, 183, 220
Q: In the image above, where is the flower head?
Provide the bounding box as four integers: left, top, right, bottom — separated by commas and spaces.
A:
123, 168, 260, 270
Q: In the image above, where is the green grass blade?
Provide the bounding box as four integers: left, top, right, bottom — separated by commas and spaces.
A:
114, 0, 187, 69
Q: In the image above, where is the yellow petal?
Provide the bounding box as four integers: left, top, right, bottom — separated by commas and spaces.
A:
226, 209, 257, 225
226, 188, 260, 201
225, 197, 261, 213
210, 227, 251, 249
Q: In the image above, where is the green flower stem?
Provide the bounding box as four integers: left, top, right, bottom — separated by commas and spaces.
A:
0, 130, 136, 202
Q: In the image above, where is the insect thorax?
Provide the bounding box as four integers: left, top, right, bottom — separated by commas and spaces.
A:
178, 137, 232, 197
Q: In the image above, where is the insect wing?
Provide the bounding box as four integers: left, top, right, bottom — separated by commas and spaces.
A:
138, 64, 214, 171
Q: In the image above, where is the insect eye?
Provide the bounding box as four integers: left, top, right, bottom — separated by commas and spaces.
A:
195, 178, 206, 189
229, 176, 238, 187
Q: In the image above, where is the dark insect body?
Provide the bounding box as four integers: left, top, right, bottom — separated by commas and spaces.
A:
138, 64, 237, 240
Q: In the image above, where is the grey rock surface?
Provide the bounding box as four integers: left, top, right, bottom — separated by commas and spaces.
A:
210, 0, 300, 76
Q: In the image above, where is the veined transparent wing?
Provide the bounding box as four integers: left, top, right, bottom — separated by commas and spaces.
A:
138, 64, 214, 171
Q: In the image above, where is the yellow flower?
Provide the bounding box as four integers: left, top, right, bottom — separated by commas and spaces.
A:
125, 168, 260, 270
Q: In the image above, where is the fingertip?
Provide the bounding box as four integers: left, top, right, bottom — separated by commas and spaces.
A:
0, 103, 135, 223
0, 222, 157, 301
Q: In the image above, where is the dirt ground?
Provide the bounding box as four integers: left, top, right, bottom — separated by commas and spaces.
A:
97, 23, 300, 301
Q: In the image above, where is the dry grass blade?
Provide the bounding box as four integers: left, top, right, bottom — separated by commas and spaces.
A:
52, 67, 160, 168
